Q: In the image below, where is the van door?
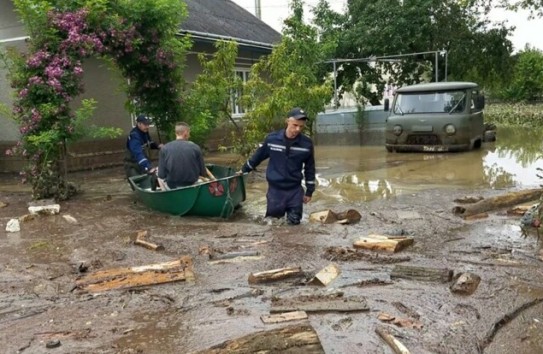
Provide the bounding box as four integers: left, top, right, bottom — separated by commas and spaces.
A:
470, 89, 484, 143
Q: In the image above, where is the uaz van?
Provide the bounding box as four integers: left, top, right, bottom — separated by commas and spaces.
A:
385, 82, 486, 152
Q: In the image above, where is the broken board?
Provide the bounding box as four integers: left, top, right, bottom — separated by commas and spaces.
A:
196, 324, 324, 353
75, 256, 194, 293
260, 311, 308, 324
309, 264, 341, 286
271, 295, 369, 313
353, 234, 414, 253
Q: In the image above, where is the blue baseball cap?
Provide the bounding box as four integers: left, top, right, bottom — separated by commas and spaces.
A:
136, 114, 151, 125
287, 107, 308, 120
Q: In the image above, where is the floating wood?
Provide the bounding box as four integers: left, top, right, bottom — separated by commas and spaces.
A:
309, 264, 341, 286
324, 246, 411, 264
353, 234, 414, 253
248, 266, 303, 284
75, 256, 193, 293
260, 311, 308, 324
271, 294, 369, 313
507, 204, 534, 216
209, 250, 260, 261
452, 189, 543, 217
309, 209, 361, 224
375, 326, 411, 354
134, 230, 164, 251
450, 272, 481, 295
463, 212, 489, 221
197, 324, 324, 354
390, 265, 453, 283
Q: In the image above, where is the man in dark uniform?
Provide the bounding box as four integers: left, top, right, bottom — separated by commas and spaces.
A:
241, 107, 316, 225
124, 114, 162, 178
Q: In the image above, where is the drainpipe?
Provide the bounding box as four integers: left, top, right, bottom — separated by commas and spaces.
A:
255, 0, 261, 19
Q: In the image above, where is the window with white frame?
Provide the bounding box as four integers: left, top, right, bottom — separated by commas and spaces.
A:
231, 68, 250, 117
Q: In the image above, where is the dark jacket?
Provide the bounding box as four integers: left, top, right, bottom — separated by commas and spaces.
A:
242, 129, 316, 196
124, 127, 159, 172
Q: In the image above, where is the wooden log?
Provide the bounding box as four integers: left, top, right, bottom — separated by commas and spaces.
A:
248, 266, 304, 284
309, 210, 337, 224
75, 256, 193, 293
260, 311, 308, 324
309, 264, 341, 286
390, 265, 453, 283
375, 326, 411, 354
271, 295, 369, 313
209, 250, 260, 260
507, 204, 534, 216
353, 234, 414, 253
197, 325, 324, 353
463, 212, 489, 221
134, 230, 164, 251
452, 189, 543, 217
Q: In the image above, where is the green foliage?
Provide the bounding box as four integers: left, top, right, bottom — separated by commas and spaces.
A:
9, 0, 189, 200
497, 48, 543, 102
235, 0, 333, 156
180, 40, 240, 146
486, 102, 543, 126
313, 0, 514, 102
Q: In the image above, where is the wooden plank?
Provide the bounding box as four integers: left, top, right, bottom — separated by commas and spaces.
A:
271, 295, 369, 313
75, 256, 193, 293
353, 234, 414, 253
209, 251, 260, 260
260, 311, 308, 324
197, 325, 324, 354
248, 266, 303, 284
375, 326, 411, 354
309, 210, 337, 224
309, 264, 341, 286
452, 189, 543, 217
390, 265, 452, 283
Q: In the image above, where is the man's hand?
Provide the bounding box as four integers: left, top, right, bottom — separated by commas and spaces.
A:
148, 167, 157, 174
303, 196, 312, 204
158, 144, 164, 149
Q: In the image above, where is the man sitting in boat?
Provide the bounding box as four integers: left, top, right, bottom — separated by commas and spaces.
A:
157, 122, 215, 190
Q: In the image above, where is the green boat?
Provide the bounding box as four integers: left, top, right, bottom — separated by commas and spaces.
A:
128, 164, 247, 218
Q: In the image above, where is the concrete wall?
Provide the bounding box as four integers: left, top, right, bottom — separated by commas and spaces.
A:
315, 106, 389, 146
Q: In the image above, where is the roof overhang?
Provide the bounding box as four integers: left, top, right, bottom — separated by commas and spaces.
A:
178, 30, 276, 54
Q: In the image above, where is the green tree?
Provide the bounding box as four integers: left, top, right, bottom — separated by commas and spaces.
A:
500, 48, 543, 101
180, 40, 240, 146
313, 0, 514, 103
235, 0, 333, 156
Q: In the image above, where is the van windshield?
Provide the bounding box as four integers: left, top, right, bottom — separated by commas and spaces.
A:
393, 90, 467, 114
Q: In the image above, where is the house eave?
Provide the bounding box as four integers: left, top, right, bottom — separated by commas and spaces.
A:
178, 30, 277, 53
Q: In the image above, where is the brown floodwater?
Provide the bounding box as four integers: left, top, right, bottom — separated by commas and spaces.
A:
1, 125, 543, 354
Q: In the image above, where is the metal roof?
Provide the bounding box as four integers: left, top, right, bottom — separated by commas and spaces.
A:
396, 82, 479, 93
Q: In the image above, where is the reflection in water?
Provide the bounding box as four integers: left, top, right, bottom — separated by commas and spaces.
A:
314, 126, 543, 203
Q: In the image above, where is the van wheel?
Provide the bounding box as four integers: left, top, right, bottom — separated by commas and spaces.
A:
473, 139, 482, 150
386, 146, 393, 152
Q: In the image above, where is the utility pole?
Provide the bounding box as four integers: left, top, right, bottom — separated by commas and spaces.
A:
255, 0, 261, 19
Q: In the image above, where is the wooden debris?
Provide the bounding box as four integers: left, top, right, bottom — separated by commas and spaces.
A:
309, 264, 341, 286
480, 298, 543, 350
452, 189, 543, 217
377, 312, 423, 330
339, 278, 393, 289
390, 265, 453, 283
209, 250, 260, 261
75, 256, 193, 293
0, 201, 8, 208
248, 266, 304, 284
196, 325, 324, 354
134, 230, 164, 251
353, 234, 414, 253
463, 212, 489, 221
507, 205, 534, 216
324, 246, 411, 263
18, 214, 36, 222
453, 195, 484, 204
271, 294, 369, 313
309, 209, 361, 224
260, 311, 308, 324
450, 272, 481, 295
375, 326, 411, 354
62, 214, 78, 224
392, 302, 420, 320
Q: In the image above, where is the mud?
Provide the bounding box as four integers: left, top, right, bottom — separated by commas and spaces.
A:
1, 134, 543, 353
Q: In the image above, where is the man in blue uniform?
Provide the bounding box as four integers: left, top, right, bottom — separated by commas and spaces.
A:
241, 107, 316, 225
124, 114, 163, 178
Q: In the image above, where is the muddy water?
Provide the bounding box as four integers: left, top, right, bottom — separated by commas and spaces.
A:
1, 126, 543, 354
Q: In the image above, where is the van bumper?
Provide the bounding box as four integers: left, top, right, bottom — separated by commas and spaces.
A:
386, 144, 471, 152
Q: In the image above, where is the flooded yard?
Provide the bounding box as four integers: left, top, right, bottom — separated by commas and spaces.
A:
1, 126, 542, 353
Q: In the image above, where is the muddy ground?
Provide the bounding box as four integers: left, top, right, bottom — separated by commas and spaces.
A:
1, 164, 543, 354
